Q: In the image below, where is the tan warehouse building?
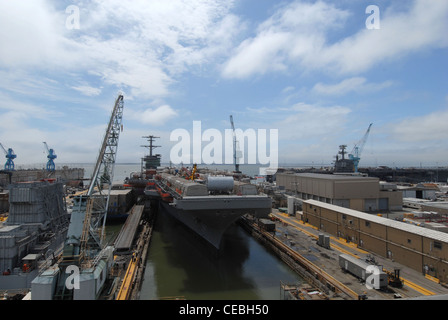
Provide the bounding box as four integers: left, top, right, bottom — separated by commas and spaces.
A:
276, 173, 402, 212
302, 199, 448, 283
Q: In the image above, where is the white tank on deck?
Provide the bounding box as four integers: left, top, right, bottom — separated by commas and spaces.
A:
206, 176, 234, 193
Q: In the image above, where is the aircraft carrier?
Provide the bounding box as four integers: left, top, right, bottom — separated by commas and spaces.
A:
153, 171, 272, 249
132, 136, 272, 249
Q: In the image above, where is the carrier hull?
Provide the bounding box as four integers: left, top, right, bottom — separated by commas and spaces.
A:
159, 195, 271, 249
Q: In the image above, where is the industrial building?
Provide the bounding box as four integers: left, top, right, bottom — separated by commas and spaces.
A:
276, 173, 402, 212
398, 183, 439, 200
302, 199, 448, 283
93, 188, 135, 219
0, 181, 69, 290
0, 191, 8, 213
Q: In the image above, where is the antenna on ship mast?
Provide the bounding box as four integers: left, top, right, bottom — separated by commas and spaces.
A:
141, 135, 160, 158
141, 135, 161, 177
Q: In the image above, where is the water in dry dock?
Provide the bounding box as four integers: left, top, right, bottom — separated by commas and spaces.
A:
138, 211, 304, 300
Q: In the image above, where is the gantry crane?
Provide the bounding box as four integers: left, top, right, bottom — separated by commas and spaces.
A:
348, 123, 373, 173
0, 143, 17, 171
230, 115, 242, 173
43, 142, 57, 172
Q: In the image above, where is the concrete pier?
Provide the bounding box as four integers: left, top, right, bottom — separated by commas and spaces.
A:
0, 167, 85, 187
245, 209, 448, 300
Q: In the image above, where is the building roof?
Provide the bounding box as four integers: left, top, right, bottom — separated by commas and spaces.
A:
398, 184, 439, 191
421, 202, 448, 210
304, 199, 448, 244
279, 172, 379, 181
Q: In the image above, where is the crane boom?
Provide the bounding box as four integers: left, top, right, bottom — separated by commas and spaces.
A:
349, 123, 373, 172
71, 94, 125, 263
230, 115, 241, 173
32, 95, 125, 300
0, 143, 7, 155
87, 94, 125, 232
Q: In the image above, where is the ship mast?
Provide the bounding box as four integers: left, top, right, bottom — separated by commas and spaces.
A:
141, 135, 161, 177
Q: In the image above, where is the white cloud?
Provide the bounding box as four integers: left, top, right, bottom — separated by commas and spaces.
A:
391, 108, 448, 142
275, 102, 351, 140
0, 92, 59, 121
222, 0, 448, 79
222, 30, 292, 78
0, 1, 71, 68
282, 86, 295, 94
0, 0, 241, 100
137, 105, 179, 126
312, 77, 394, 96
319, 0, 448, 74
71, 85, 102, 97
222, 1, 350, 78
0, 0, 446, 168
0, 0, 243, 163
72, 0, 241, 97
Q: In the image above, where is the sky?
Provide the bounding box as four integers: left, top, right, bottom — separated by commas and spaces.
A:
0, 0, 447, 170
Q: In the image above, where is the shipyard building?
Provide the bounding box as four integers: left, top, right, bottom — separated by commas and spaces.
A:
276, 173, 403, 212
302, 199, 448, 283
0, 181, 69, 290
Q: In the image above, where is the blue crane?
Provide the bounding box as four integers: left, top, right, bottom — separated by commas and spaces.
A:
348, 123, 373, 173
43, 142, 57, 172
0, 143, 17, 171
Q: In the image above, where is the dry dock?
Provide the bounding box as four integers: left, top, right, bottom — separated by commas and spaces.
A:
107, 203, 448, 300
114, 205, 145, 253
107, 204, 154, 300
0, 167, 84, 187
245, 209, 448, 300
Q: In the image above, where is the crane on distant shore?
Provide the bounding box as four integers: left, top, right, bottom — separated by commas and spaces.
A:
230, 115, 242, 173
349, 123, 373, 173
0, 143, 17, 171
43, 142, 57, 172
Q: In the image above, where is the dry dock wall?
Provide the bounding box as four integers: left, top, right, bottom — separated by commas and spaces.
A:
302, 199, 448, 283
0, 168, 84, 187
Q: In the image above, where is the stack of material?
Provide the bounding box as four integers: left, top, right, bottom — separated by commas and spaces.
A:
114, 205, 144, 253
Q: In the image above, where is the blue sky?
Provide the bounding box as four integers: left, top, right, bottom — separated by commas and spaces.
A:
0, 0, 447, 169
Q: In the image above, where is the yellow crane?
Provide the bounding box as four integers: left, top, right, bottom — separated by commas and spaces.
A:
190, 163, 197, 180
